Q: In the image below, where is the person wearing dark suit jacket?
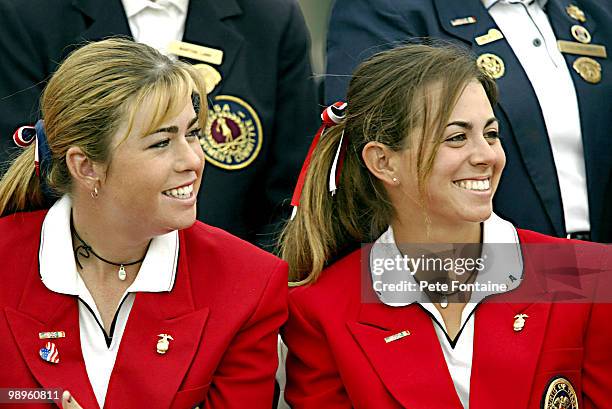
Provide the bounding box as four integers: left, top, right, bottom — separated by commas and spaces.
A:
325, 0, 612, 243
0, 0, 320, 248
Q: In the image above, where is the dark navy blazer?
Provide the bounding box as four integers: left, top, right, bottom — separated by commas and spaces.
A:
326, 0, 612, 242
0, 0, 319, 247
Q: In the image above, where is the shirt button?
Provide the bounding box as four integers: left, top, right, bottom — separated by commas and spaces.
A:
533, 38, 542, 47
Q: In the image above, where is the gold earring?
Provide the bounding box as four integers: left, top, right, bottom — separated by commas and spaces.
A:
91, 185, 99, 199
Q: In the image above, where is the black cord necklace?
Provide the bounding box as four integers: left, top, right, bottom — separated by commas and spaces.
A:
412, 259, 479, 309
70, 215, 149, 281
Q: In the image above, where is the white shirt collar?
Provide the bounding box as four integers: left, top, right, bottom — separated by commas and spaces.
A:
482, 0, 548, 9
369, 212, 524, 307
39, 195, 178, 296
121, 0, 189, 18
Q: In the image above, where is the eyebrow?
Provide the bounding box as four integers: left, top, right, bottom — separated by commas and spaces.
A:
446, 117, 498, 130
148, 117, 199, 136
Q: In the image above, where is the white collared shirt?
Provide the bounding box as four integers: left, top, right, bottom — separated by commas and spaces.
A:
482, 0, 590, 234
369, 213, 523, 408
121, 0, 189, 56
39, 195, 179, 408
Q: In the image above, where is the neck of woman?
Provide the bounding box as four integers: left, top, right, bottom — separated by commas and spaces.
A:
71, 202, 151, 281
391, 216, 481, 245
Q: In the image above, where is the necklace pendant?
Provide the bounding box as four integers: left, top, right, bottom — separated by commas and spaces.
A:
440, 296, 448, 309
118, 265, 127, 281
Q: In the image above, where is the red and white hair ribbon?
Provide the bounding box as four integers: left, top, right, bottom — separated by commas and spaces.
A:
290, 101, 347, 219
13, 125, 40, 176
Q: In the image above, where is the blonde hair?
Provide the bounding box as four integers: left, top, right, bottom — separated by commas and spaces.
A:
280, 43, 498, 284
0, 37, 208, 216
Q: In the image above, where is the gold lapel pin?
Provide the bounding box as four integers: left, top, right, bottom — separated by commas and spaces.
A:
477, 53, 505, 79
571, 25, 591, 44
450, 16, 477, 26
566, 4, 586, 23
573, 57, 602, 84
475, 28, 504, 46
384, 330, 411, 343
39, 331, 66, 339
513, 314, 529, 332
156, 333, 174, 355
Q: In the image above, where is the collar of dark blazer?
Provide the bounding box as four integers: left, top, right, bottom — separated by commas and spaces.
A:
4, 219, 209, 409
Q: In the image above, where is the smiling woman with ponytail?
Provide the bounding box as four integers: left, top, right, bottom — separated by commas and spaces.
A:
280, 43, 612, 408
0, 38, 287, 409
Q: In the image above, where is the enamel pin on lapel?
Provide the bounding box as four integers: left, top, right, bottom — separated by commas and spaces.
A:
566, 4, 586, 23
573, 57, 601, 83
450, 16, 476, 26
542, 376, 579, 409
475, 28, 504, 46
39, 342, 60, 364
477, 53, 505, 79
571, 25, 591, 44
384, 330, 411, 343
513, 314, 528, 332
39, 331, 66, 339
156, 334, 174, 355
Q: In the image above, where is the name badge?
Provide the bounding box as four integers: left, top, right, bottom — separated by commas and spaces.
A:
168, 41, 224, 65
475, 28, 504, 46
557, 40, 607, 58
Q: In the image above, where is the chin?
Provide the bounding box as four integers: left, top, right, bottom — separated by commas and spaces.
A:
463, 207, 493, 223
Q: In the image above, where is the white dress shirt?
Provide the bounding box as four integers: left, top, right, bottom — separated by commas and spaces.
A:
121, 0, 189, 55
483, 0, 590, 234
39, 195, 179, 408
370, 213, 524, 408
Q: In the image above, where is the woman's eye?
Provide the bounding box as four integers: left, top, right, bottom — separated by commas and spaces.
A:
485, 130, 500, 142
150, 139, 170, 149
187, 128, 202, 139
444, 134, 466, 143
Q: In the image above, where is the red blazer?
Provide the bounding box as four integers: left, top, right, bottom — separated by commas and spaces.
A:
0, 210, 288, 409
282, 230, 612, 408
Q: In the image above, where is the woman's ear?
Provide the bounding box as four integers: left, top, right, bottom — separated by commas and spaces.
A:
65, 146, 104, 192
362, 141, 402, 186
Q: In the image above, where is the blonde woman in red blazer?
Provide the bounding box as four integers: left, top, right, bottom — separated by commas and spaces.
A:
0, 38, 286, 409
280, 44, 612, 409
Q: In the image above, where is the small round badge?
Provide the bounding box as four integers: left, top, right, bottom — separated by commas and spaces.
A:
570, 25, 591, 44
573, 57, 601, 84
477, 53, 505, 79
542, 376, 579, 409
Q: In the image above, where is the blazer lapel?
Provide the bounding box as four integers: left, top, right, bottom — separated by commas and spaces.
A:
433, 0, 566, 236
70, 0, 132, 43
4, 258, 99, 409
347, 302, 463, 409
182, 0, 244, 96
104, 232, 209, 409
470, 244, 554, 409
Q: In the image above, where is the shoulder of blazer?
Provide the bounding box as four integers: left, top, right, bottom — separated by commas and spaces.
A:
289, 248, 363, 309
0, 210, 47, 306
181, 220, 286, 277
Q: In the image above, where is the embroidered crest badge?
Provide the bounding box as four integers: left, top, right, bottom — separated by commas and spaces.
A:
542, 376, 579, 409
200, 95, 263, 170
